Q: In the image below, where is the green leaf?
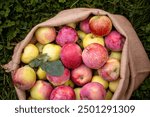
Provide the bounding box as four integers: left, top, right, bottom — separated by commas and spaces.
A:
29, 59, 42, 68
41, 60, 64, 76
59, 0, 66, 3
37, 53, 49, 62
29, 54, 49, 67
0, 45, 3, 50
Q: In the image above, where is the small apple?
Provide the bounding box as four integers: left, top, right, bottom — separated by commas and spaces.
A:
56, 26, 78, 46
105, 30, 125, 51
74, 88, 81, 100
80, 82, 106, 100
79, 17, 91, 33
64, 79, 75, 88
21, 44, 39, 64
30, 80, 53, 100
71, 64, 92, 86
82, 43, 108, 69
46, 68, 70, 86
50, 86, 75, 100
42, 43, 61, 61
98, 58, 120, 81
35, 43, 44, 53
37, 67, 46, 80
35, 27, 56, 45
110, 51, 122, 61
105, 90, 113, 100
109, 78, 120, 93
91, 75, 108, 89
66, 22, 76, 29
13, 65, 36, 90
83, 33, 104, 48
60, 43, 82, 69
89, 15, 112, 36
77, 30, 86, 40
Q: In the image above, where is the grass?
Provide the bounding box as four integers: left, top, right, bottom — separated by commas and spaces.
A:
0, 0, 150, 100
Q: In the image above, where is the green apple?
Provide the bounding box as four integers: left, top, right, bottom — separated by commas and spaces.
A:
42, 43, 61, 61
37, 67, 46, 80
64, 80, 75, 88
77, 30, 86, 40
110, 51, 122, 61
105, 90, 113, 100
21, 44, 39, 64
91, 75, 109, 89
109, 78, 120, 92
74, 88, 81, 100
67, 22, 76, 29
83, 33, 104, 48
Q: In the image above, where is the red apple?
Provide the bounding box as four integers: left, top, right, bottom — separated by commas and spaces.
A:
30, 80, 53, 100
71, 64, 92, 86
50, 86, 75, 100
46, 68, 70, 86
80, 82, 106, 100
82, 43, 108, 69
60, 43, 82, 69
89, 15, 112, 36
35, 27, 56, 45
79, 17, 91, 33
98, 58, 120, 81
105, 30, 125, 51
56, 26, 78, 46
13, 66, 36, 90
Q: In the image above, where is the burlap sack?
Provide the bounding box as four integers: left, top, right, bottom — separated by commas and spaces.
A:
3, 8, 150, 100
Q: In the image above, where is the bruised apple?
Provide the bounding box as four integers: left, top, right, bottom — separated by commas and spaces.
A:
46, 68, 70, 86
71, 64, 92, 86
98, 58, 120, 81
82, 43, 108, 69
60, 43, 82, 69
89, 15, 112, 36
50, 86, 75, 100
80, 82, 106, 100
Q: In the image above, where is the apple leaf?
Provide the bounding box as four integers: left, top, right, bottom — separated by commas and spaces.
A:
29, 59, 42, 68
40, 60, 64, 76
29, 54, 49, 67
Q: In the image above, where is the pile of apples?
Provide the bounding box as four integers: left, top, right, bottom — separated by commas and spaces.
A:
13, 15, 125, 100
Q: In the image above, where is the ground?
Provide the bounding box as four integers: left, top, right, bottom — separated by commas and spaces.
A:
0, 0, 150, 99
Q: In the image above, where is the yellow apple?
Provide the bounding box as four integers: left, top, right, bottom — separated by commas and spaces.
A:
77, 30, 86, 40
109, 78, 120, 92
37, 67, 46, 80
105, 90, 113, 100
74, 88, 81, 100
64, 80, 75, 88
21, 44, 39, 64
91, 75, 108, 89
83, 33, 104, 48
42, 43, 61, 61
110, 51, 122, 61
67, 22, 76, 29
35, 27, 56, 45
